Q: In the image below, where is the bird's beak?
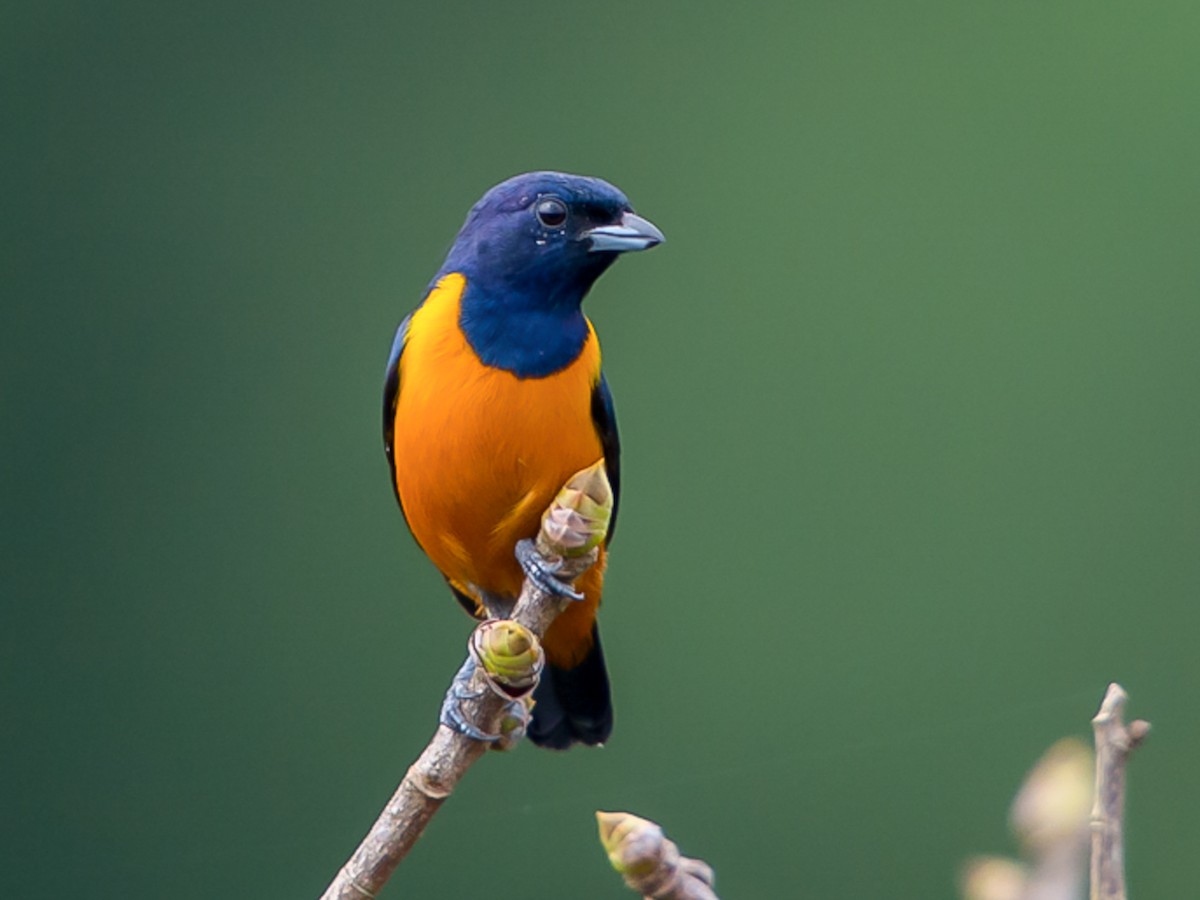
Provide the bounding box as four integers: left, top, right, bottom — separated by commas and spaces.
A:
583, 212, 665, 253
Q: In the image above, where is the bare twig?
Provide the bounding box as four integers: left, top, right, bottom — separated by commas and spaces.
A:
1089, 683, 1150, 900
597, 811, 719, 900
319, 463, 612, 900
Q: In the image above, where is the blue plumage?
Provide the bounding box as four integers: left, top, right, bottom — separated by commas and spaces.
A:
437, 172, 646, 378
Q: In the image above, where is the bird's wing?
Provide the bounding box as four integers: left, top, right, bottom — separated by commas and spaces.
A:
590, 372, 621, 546
382, 311, 413, 503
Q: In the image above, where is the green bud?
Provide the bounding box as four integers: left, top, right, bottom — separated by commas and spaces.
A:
595, 811, 662, 878
960, 857, 1027, 900
1010, 737, 1093, 854
491, 695, 534, 752
539, 460, 613, 558
472, 620, 543, 695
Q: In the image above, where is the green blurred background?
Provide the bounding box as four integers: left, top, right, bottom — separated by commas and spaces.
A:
4, 2, 1198, 896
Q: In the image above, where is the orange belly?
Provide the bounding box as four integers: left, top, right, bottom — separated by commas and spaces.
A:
390, 273, 607, 666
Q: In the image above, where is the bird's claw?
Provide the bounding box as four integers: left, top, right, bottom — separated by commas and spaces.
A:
515, 538, 584, 600
439, 659, 531, 745
439, 659, 498, 741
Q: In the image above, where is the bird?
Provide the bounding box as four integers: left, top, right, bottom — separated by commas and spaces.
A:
383, 171, 663, 749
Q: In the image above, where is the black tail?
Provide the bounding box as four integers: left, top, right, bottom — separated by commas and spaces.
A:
528, 624, 613, 749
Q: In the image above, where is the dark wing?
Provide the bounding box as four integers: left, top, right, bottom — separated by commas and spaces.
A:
590, 372, 621, 545
382, 312, 413, 503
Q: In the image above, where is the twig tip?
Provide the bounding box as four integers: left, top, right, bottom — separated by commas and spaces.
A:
1093, 682, 1127, 724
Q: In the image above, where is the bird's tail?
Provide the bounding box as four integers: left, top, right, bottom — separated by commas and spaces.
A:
528, 623, 612, 749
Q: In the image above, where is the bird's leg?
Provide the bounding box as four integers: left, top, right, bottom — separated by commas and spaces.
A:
515, 538, 584, 600
476, 587, 514, 621
438, 658, 531, 745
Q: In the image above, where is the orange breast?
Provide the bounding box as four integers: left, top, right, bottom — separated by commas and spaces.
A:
390, 273, 605, 602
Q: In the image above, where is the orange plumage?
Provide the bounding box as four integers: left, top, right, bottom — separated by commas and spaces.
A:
389, 273, 605, 669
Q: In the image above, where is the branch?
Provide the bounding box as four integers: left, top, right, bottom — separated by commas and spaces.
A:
1089, 683, 1150, 900
597, 811, 719, 900
319, 461, 613, 900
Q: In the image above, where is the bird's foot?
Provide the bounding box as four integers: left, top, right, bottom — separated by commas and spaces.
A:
515, 538, 584, 600
439, 659, 530, 745
439, 659, 500, 742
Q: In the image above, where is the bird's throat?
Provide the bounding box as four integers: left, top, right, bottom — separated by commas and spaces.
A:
457, 277, 591, 378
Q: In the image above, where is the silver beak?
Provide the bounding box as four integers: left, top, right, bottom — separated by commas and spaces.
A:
584, 212, 665, 253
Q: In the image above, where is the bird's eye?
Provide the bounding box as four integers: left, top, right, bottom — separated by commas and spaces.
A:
535, 197, 568, 229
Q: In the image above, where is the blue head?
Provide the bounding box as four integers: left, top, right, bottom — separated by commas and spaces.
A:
438, 171, 663, 377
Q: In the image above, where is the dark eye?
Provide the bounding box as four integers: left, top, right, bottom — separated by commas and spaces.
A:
535, 197, 568, 228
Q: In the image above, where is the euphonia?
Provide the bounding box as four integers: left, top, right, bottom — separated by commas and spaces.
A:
383, 172, 663, 748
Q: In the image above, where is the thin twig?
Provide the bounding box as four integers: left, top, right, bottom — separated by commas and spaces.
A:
319, 466, 609, 900
597, 811, 719, 900
1088, 683, 1150, 900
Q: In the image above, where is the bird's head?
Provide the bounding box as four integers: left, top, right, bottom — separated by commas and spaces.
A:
440, 171, 664, 311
